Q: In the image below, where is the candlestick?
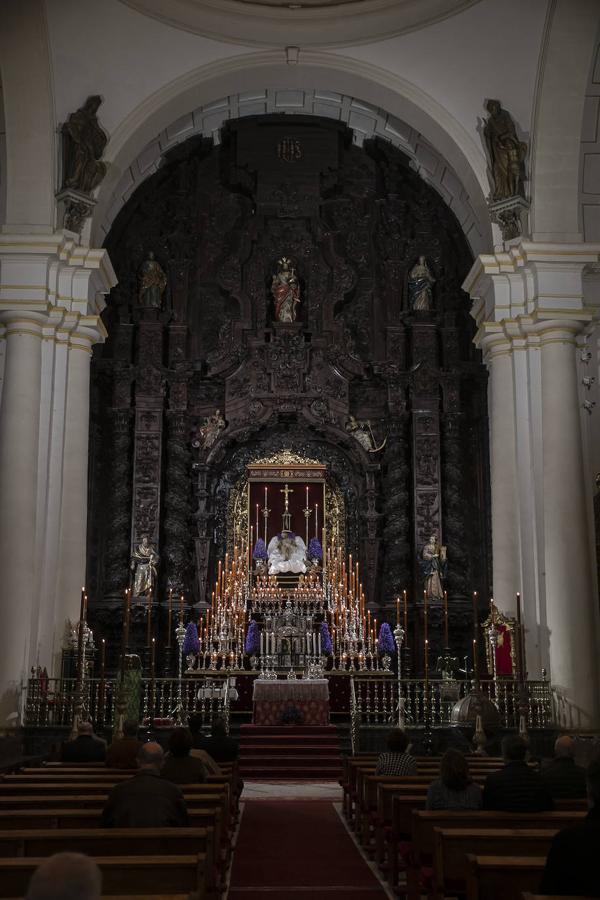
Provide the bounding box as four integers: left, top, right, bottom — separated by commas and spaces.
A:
443, 590, 449, 646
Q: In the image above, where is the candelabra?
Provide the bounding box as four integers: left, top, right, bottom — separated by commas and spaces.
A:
393, 623, 405, 728
173, 620, 187, 726
70, 620, 95, 738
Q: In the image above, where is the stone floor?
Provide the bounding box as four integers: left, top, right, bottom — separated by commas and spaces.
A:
241, 780, 343, 801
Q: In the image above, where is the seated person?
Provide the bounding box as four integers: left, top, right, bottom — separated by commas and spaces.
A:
426, 749, 482, 810
188, 714, 222, 775
25, 852, 102, 900
105, 719, 142, 769
193, 717, 239, 763
540, 757, 600, 896
376, 728, 417, 776
61, 721, 106, 763
483, 734, 553, 812
101, 742, 188, 827
161, 727, 207, 785
541, 735, 587, 800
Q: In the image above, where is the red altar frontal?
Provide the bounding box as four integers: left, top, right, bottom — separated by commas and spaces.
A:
252, 678, 330, 726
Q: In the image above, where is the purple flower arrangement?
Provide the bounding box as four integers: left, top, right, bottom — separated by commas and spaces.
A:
244, 620, 260, 655
378, 622, 396, 654
182, 622, 200, 655
320, 621, 333, 655
308, 537, 323, 561
253, 538, 268, 561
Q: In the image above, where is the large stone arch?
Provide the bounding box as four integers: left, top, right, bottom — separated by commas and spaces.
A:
92, 51, 493, 253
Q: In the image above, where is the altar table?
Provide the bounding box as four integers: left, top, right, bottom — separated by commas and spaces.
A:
252, 678, 330, 726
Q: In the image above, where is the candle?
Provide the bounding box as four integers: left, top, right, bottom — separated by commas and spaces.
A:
151, 636, 156, 674
396, 596, 400, 625
100, 638, 106, 678
168, 589, 173, 644
423, 591, 428, 644
256, 503, 259, 535
261, 632, 265, 655
180, 593, 184, 619
147, 589, 152, 647
80, 586, 86, 622
403, 589, 408, 636
473, 637, 479, 684
315, 502, 319, 537
264, 486, 268, 542
123, 589, 130, 651
472, 591, 478, 633
318, 633, 322, 656
306, 485, 309, 507
443, 590, 449, 647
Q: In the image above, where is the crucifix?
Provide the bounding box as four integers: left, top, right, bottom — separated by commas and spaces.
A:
280, 482, 293, 533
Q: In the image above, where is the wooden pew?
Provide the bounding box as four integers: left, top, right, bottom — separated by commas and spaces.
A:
0, 854, 207, 898
432, 828, 556, 900
465, 854, 546, 900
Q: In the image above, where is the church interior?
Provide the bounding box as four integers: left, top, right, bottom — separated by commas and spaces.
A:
1, 0, 600, 898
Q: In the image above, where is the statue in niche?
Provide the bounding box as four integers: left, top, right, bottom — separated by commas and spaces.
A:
196, 409, 226, 450
131, 535, 159, 596
419, 533, 447, 602
138, 252, 167, 308
271, 257, 300, 323
408, 256, 435, 311
61, 96, 108, 195
483, 99, 527, 200
346, 415, 387, 453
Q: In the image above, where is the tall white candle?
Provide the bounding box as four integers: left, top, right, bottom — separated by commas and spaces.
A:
261, 633, 265, 655
318, 633, 322, 656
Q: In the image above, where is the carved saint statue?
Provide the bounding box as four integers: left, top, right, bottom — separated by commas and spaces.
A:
346, 415, 387, 453
138, 252, 167, 308
267, 533, 307, 575
197, 409, 226, 450
271, 257, 300, 323
408, 255, 435, 311
483, 99, 527, 201
419, 533, 447, 602
131, 535, 159, 596
61, 96, 108, 195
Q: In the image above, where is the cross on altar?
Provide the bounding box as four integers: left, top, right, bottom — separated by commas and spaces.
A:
280, 483, 294, 511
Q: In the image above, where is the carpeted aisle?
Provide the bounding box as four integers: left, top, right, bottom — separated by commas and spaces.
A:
228, 800, 388, 899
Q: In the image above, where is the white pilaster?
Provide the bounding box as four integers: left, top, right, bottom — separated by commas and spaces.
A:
464, 242, 600, 727
0, 233, 115, 717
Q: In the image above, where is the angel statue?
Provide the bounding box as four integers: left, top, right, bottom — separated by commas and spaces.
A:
131, 535, 159, 596
267, 533, 307, 575
271, 257, 300, 323
346, 415, 387, 453
196, 409, 226, 450
419, 533, 447, 602
408, 255, 435, 311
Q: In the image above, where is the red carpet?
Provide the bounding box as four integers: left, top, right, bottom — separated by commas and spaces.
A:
229, 801, 387, 899
238, 726, 342, 779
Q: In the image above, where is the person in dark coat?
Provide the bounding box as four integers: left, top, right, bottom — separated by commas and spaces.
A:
61, 722, 106, 763
101, 742, 188, 828
540, 757, 600, 896
482, 734, 553, 812
105, 720, 142, 770
191, 717, 239, 763
541, 735, 587, 800
161, 728, 207, 785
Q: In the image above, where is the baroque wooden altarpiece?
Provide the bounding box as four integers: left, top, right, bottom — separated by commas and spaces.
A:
87, 114, 491, 668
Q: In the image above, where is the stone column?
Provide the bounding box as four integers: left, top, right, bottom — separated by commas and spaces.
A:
540, 322, 600, 727
54, 327, 102, 641
0, 313, 43, 716
480, 337, 520, 615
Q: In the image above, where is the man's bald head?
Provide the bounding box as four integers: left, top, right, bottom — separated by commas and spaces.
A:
26, 852, 101, 900
554, 735, 576, 759
77, 721, 93, 736
137, 741, 164, 771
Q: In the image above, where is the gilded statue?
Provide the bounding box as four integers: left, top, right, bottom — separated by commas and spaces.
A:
131, 535, 159, 596
271, 257, 300, 323
346, 415, 387, 453
61, 96, 108, 195
138, 252, 167, 308
420, 533, 447, 602
197, 409, 226, 450
483, 99, 527, 200
408, 255, 435, 311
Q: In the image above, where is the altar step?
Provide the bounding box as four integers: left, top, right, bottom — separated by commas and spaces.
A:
238, 725, 342, 780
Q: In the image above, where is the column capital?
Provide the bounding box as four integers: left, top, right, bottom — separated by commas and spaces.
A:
463, 241, 600, 352
0, 230, 116, 343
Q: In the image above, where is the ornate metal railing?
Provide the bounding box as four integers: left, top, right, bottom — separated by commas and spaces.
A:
350, 676, 554, 736
23, 675, 231, 731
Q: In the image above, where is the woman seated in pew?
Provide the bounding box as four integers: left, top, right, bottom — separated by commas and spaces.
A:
161, 727, 208, 785
426, 749, 483, 810
376, 728, 418, 776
